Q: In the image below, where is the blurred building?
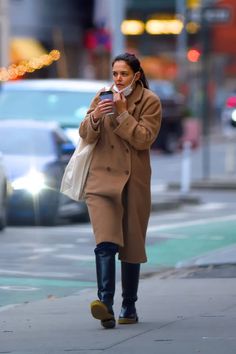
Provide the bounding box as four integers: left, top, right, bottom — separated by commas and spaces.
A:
1, 0, 235, 117
0, 0, 9, 67
5, 0, 94, 78
212, 0, 236, 88
124, 0, 236, 122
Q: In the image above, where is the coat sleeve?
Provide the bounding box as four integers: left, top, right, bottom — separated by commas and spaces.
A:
78, 93, 102, 144
113, 93, 162, 150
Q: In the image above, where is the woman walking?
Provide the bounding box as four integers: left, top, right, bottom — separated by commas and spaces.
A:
79, 52, 162, 329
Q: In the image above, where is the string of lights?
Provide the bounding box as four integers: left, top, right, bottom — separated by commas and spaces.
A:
0, 49, 60, 81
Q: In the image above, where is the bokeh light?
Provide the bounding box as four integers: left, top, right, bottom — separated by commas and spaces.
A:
0, 49, 61, 81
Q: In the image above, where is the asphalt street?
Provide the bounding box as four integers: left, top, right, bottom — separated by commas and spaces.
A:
1, 190, 236, 308
1, 138, 236, 308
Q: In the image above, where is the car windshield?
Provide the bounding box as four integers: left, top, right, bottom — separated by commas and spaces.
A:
0, 127, 54, 155
0, 90, 95, 126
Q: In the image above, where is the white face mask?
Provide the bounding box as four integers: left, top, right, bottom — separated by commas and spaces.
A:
113, 73, 137, 97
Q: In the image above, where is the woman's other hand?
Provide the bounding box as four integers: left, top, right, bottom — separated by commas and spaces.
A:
114, 93, 127, 115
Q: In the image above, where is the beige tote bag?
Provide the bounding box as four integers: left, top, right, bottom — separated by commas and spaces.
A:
60, 137, 97, 201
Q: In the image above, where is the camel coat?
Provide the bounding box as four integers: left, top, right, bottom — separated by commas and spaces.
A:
79, 82, 162, 263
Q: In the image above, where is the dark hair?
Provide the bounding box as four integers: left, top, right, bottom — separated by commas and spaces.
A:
112, 52, 149, 89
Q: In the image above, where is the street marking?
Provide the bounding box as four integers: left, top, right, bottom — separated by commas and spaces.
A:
156, 212, 189, 220
147, 214, 236, 232
151, 183, 168, 192
55, 244, 75, 249
0, 277, 95, 291
0, 304, 20, 313
146, 217, 236, 268
194, 202, 227, 211
176, 243, 236, 268
197, 234, 224, 240
28, 255, 41, 260
76, 238, 90, 243
54, 254, 94, 261
151, 233, 188, 239
33, 247, 55, 253
0, 285, 39, 291
52, 226, 93, 234
0, 269, 82, 279
11, 213, 235, 236
210, 235, 225, 240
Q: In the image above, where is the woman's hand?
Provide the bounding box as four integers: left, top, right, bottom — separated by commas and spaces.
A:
93, 99, 114, 121
113, 93, 127, 115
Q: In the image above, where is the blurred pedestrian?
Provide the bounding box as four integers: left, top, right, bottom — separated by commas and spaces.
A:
79, 52, 162, 329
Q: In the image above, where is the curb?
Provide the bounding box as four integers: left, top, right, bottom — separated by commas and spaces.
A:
151, 198, 181, 212
168, 179, 236, 190
151, 193, 201, 212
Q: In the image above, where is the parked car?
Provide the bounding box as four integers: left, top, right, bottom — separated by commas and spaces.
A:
221, 91, 236, 137
0, 152, 8, 231
0, 79, 108, 145
149, 80, 186, 153
0, 120, 88, 225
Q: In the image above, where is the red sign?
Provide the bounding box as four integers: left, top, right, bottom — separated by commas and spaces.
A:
212, 0, 236, 54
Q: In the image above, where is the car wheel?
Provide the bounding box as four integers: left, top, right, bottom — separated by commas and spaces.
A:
34, 195, 60, 226
35, 208, 59, 226
69, 203, 90, 223
70, 210, 90, 223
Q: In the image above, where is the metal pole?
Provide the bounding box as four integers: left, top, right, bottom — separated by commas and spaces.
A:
109, 0, 125, 60
0, 0, 9, 67
225, 138, 236, 175
181, 141, 192, 194
176, 0, 187, 87
201, 6, 211, 179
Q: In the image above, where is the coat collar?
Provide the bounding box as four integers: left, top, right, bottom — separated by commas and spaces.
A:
127, 81, 144, 115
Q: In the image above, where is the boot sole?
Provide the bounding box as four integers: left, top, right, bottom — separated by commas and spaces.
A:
90, 300, 115, 329
118, 317, 138, 325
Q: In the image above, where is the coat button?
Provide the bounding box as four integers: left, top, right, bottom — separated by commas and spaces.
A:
107, 166, 111, 172
125, 170, 129, 175
126, 148, 129, 153
111, 145, 114, 149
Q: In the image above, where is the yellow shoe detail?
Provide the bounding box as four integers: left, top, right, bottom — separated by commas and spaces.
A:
118, 317, 138, 324
90, 300, 113, 321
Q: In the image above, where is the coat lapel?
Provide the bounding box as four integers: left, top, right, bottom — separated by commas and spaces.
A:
127, 82, 144, 116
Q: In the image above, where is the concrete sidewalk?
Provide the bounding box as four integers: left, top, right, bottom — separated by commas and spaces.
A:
0, 270, 236, 354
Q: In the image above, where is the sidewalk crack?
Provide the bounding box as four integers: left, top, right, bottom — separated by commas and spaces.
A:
102, 319, 180, 351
